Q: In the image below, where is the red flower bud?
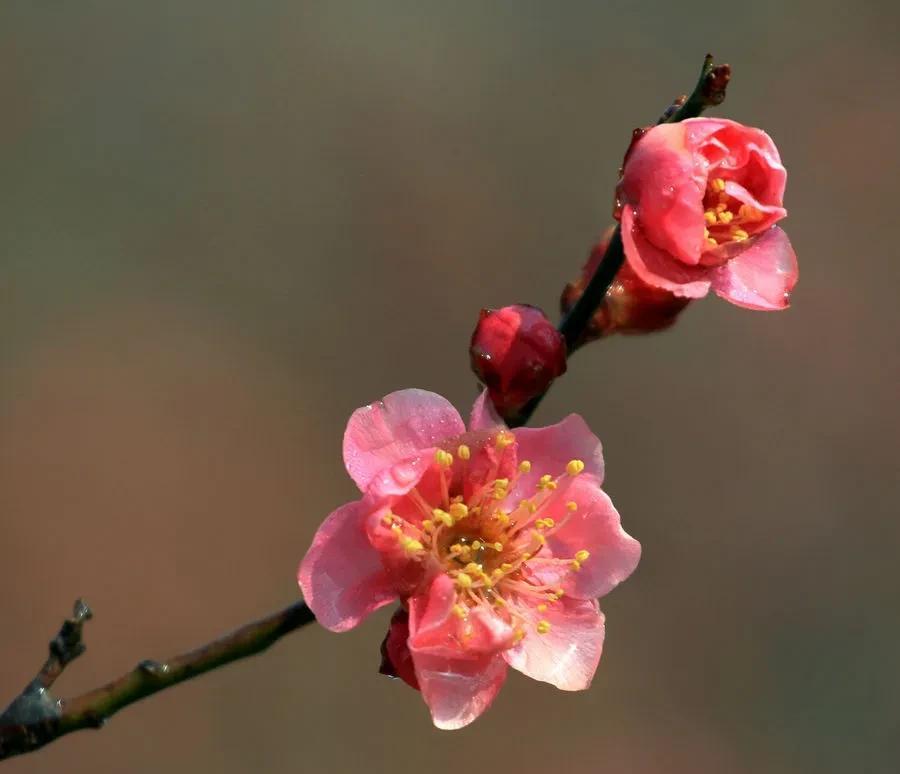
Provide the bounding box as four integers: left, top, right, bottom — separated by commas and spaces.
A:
561, 228, 691, 343
469, 304, 567, 418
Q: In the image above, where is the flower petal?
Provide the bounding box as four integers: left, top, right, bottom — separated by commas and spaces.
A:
469, 389, 505, 432
512, 413, 605, 493
412, 649, 508, 730
297, 501, 396, 632
618, 122, 706, 264
408, 574, 512, 729
621, 206, 712, 299
528, 476, 641, 600
711, 226, 798, 310
343, 389, 466, 491
503, 597, 605, 691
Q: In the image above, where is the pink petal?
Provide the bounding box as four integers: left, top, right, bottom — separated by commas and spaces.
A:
503, 597, 605, 691
527, 476, 641, 600
343, 389, 466, 491
407, 574, 513, 729
412, 649, 508, 730
711, 226, 798, 310
469, 389, 505, 432
512, 413, 605, 493
297, 501, 396, 632
621, 206, 712, 299
618, 122, 706, 264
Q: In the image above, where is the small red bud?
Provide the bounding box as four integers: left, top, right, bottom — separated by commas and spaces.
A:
469, 304, 567, 418
561, 227, 690, 343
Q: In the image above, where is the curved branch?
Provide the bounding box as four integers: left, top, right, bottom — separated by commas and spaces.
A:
0, 600, 314, 761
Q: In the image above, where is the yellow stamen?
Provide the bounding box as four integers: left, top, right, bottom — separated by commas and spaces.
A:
536, 620, 551, 635
718, 210, 734, 224
711, 177, 726, 192
566, 459, 585, 476
537, 603, 548, 612
434, 449, 453, 468
495, 431, 514, 449
492, 542, 503, 551
518, 460, 532, 473
457, 444, 471, 461
452, 604, 468, 619
455, 573, 473, 589
449, 502, 469, 521
566, 501, 578, 511
433, 508, 454, 527
570, 560, 582, 571
574, 549, 590, 562
704, 210, 717, 226
422, 519, 434, 531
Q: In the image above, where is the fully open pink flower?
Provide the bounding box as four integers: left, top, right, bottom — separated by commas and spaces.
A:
616, 117, 798, 310
298, 389, 640, 729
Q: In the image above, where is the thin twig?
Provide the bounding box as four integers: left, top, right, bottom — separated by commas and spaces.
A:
0, 600, 314, 761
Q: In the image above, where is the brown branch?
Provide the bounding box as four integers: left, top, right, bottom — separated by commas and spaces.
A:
0, 600, 314, 761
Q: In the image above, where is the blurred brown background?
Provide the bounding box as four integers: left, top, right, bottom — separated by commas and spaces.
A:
2, 2, 898, 772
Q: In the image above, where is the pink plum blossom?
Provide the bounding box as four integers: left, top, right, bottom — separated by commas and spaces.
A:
616, 117, 799, 310
298, 389, 640, 729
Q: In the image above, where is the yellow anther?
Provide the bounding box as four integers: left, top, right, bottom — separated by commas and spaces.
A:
513, 627, 526, 643
715, 202, 728, 213
531, 530, 546, 546
518, 460, 532, 473
493, 595, 507, 607
711, 177, 726, 192
449, 543, 463, 555
718, 210, 734, 224
470, 540, 483, 552
452, 604, 468, 619
403, 538, 424, 553
464, 562, 482, 575
574, 549, 590, 562
494, 478, 510, 489
457, 444, 471, 461
566, 459, 585, 476
537, 603, 548, 613
500, 563, 513, 573
380, 514, 394, 527
434, 449, 454, 468
521, 553, 532, 562
491, 568, 505, 580
494, 511, 510, 526
566, 501, 578, 511
433, 509, 454, 527
547, 592, 559, 602
492, 542, 504, 551
570, 560, 582, 571
706, 237, 718, 247
449, 502, 469, 521
518, 498, 537, 514
555, 588, 565, 597
495, 431, 514, 449
536, 620, 552, 635
455, 572, 473, 589
731, 228, 749, 241
537, 475, 557, 491
543, 517, 555, 529
704, 210, 717, 226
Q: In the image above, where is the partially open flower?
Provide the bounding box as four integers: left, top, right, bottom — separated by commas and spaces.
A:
561, 227, 691, 341
469, 305, 567, 420
298, 389, 640, 729
616, 117, 798, 310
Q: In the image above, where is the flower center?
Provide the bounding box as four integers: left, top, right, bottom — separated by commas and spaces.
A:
702, 177, 764, 249
381, 432, 592, 641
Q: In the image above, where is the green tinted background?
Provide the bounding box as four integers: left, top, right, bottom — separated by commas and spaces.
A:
2, 2, 898, 772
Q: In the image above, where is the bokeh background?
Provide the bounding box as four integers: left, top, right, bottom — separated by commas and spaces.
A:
2, 2, 898, 772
